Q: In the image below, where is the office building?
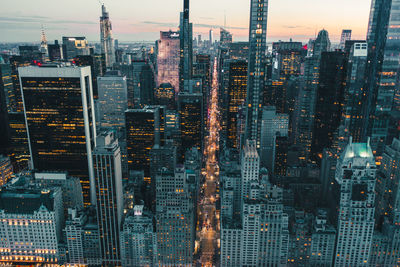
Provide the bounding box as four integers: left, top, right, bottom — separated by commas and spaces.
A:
64, 207, 101, 266
363, 0, 400, 156
97, 71, 128, 131
155, 83, 175, 109
100, 4, 115, 68
340, 29, 352, 49
0, 155, 12, 186
309, 210, 336, 266
48, 40, 64, 61
93, 131, 123, 265
225, 60, 247, 149
0, 187, 63, 264
294, 29, 330, 161
62, 37, 90, 59
342, 42, 368, 142
178, 92, 203, 159
125, 106, 165, 181
244, 0, 269, 145
220, 28, 233, 47
311, 51, 347, 163
155, 167, 194, 266
334, 139, 376, 266
260, 106, 289, 173
120, 205, 154, 267
156, 31, 180, 93
33, 172, 84, 219
19, 65, 96, 205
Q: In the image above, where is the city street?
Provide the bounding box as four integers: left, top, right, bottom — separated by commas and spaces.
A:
198, 57, 220, 267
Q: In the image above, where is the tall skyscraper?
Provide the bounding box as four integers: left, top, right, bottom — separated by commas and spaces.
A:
179, 0, 193, 92
97, 71, 128, 131
311, 51, 347, 163
260, 106, 289, 173
220, 28, 233, 47
19, 65, 96, 205
226, 60, 247, 149
209, 28, 214, 46
334, 138, 376, 266
363, 0, 400, 156
244, 0, 269, 145
178, 92, 203, 159
100, 4, 115, 68
342, 42, 368, 142
93, 131, 123, 265
156, 31, 180, 94
294, 29, 330, 161
125, 106, 165, 182
339, 29, 352, 49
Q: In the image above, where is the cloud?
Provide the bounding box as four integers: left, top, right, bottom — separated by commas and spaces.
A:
282, 25, 312, 30
199, 17, 214, 20
0, 14, 96, 26
141, 21, 246, 30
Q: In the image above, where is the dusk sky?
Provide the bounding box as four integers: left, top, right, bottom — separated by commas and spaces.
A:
0, 0, 371, 43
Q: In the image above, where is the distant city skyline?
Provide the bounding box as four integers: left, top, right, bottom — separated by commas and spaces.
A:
0, 0, 371, 43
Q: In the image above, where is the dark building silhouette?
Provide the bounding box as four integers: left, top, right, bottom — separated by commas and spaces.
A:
311, 51, 347, 163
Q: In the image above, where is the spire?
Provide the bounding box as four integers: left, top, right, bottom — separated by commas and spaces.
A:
183, 0, 189, 20
40, 25, 47, 45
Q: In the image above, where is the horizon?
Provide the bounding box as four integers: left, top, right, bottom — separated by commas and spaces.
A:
0, 0, 371, 43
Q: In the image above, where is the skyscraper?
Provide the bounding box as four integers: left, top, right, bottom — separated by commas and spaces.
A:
334, 138, 376, 266
156, 31, 180, 94
244, 0, 269, 145
93, 131, 123, 265
311, 51, 347, 163
19, 65, 96, 205
178, 92, 203, 159
363, 0, 400, 156
339, 29, 352, 49
342, 42, 368, 142
220, 28, 233, 47
179, 0, 193, 92
97, 71, 128, 131
294, 29, 330, 161
100, 4, 115, 68
125, 106, 165, 182
225, 60, 248, 149
62, 37, 90, 59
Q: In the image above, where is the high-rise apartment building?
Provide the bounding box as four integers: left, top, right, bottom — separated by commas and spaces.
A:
19, 65, 96, 205
179, 0, 193, 92
244, 0, 269, 145
93, 131, 123, 265
100, 4, 115, 68
157, 31, 180, 93
334, 139, 376, 266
